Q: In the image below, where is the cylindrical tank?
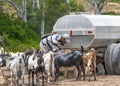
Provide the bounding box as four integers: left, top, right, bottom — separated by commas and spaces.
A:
53, 15, 120, 48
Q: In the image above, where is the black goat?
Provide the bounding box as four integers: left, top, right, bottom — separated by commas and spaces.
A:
54, 46, 85, 81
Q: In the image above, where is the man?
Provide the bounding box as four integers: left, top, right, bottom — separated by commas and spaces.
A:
40, 33, 70, 54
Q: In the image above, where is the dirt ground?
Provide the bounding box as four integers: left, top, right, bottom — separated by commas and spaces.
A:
56, 75, 120, 86
0, 75, 120, 86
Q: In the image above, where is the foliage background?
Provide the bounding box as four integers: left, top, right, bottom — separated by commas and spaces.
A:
0, 0, 120, 52
0, 13, 40, 52
0, 0, 84, 52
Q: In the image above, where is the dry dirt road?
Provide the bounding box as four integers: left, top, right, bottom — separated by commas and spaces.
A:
0, 75, 120, 86
55, 75, 120, 86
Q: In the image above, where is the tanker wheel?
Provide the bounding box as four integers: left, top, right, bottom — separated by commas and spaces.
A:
104, 43, 116, 74
118, 44, 120, 74
112, 43, 120, 74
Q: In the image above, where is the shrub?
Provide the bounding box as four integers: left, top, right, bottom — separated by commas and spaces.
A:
0, 13, 40, 52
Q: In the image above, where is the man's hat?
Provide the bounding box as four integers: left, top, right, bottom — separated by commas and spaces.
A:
62, 34, 70, 42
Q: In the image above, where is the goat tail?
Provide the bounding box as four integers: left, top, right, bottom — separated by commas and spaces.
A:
81, 46, 84, 52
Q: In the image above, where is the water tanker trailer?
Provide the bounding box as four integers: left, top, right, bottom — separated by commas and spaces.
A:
52, 14, 120, 75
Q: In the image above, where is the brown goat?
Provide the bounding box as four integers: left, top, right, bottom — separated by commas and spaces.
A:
83, 48, 96, 81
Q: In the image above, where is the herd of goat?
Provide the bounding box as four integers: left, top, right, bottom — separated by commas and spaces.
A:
0, 46, 97, 86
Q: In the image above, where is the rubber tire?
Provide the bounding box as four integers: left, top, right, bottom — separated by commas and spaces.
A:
118, 44, 120, 74
104, 43, 116, 74
112, 44, 120, 74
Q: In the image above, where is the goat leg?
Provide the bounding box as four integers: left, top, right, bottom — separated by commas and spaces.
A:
94, 62, 96, 81
36, 72, 39, 86
16, 76, 19, 86
32, 71, 34, 86
20, 70, 25, 85
22, 74, 24, 85
76, 65, 80, 80
86, 67, 90, 82
55, 67, 59, 82
42, 72, 44, 86
10, 71, 13, 86
81, 64, 86, 80
28, 71, 31, 86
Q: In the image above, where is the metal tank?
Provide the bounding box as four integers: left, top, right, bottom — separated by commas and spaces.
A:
53, 14, 120, 49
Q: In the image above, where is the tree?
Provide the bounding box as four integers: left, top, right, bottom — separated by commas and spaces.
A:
0, 12, 40, 51
0, 0, 41, 22
0, 0, 27, 22
41, 0, 46, 36
87, 0, 110, 14
0, 0, 84, 35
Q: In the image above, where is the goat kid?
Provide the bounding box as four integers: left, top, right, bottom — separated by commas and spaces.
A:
83, 48, 96, 81
8, 55, 25, 86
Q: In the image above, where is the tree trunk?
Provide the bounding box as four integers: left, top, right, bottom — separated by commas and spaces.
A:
36, 0, 40, 9
94, 3, 101, 15
22, 0, 27, 22
41, 0, 46, 36
32, 0, 35, 13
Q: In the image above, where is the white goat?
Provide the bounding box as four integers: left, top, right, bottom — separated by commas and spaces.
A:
8, 55, 25, 86
42, 51, 55, 84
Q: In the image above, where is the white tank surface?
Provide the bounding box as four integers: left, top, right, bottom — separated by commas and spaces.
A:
53, 15, 120, 48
